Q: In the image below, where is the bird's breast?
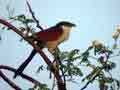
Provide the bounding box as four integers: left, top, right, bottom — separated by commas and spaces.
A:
46, 30, 70, 50
58, 30, 70, 43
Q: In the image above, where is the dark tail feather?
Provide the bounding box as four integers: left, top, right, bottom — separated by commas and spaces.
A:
13, 49, 36, 78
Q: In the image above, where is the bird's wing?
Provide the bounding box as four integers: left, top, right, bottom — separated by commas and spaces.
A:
35, 27, 63, 42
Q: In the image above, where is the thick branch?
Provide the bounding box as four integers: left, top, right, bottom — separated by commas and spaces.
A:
0, 18, 51, 66
0, 65, 42, 84
0, 65, 46, 90
0, 18, 65, 90
0, 70, 21, 90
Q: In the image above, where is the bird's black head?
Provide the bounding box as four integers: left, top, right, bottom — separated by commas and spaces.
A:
55, 21, 76, 27
55, 21, 76, 32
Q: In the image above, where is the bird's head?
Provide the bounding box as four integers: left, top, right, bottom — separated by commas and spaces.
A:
55, 21, 76, 32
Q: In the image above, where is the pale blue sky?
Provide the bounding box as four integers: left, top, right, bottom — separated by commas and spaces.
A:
0, 0, 120, 90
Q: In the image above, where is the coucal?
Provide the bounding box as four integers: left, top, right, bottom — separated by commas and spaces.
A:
13, 21, 76, 78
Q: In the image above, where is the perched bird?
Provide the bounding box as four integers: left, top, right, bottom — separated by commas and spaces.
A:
13, 21, 76, 78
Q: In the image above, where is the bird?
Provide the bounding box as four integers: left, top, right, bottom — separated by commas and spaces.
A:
13, 21, 76, 78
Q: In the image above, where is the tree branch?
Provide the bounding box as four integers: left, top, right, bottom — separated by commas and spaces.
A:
80, 68, 103, 90
0, 65, 42, 84
26, 1, 44, 31
0, 18, 65, 90
80, 74, 99, 90
0, 70, 22, 90
0, 18, 51, 66
0, 65, 45, 90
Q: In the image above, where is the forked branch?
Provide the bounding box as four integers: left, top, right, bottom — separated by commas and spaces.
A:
0, 65, 42, 90
0, 17, 65, 90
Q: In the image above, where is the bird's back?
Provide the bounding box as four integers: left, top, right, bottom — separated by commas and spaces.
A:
35, 26, 63, 42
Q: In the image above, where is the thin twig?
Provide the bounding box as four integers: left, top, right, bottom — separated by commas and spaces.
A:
80, 68, 103, 90
26, 1, 44, 31
80, 74, 99, 90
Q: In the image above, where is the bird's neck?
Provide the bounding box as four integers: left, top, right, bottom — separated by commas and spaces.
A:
58, 29, 70, 44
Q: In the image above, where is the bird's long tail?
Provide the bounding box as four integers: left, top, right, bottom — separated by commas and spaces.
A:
13, 49, 36, 78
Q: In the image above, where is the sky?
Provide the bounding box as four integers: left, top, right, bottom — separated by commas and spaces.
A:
0, 0, 120, 90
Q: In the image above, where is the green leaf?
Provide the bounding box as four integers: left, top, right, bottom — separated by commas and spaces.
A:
67, 49, 79, 61
104, 77, 113, 83
26, 19, 34, 23
36, 65, 44, 73
73, 66, 83, 76
80, 51, 89, 63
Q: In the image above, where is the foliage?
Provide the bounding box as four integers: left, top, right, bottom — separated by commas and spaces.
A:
0, 1, 120, 90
